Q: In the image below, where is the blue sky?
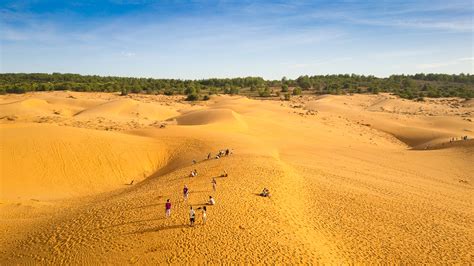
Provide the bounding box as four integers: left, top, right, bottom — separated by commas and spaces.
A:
1, 0, 472, 79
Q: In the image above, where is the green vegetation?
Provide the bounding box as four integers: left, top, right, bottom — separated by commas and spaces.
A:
258, 87, 271, 97
0, 73, 472, 100
292, 87, 302, 95
120, 88, 128, 96
185, 92, 199, 101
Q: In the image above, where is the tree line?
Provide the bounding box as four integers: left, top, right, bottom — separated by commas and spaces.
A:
0, 72, 472, 100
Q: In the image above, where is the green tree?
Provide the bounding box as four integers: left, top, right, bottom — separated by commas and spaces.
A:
258, 87, 271, 97
296, 76, 312, 90
185, 92, 199, 101
292, 87, 302, 95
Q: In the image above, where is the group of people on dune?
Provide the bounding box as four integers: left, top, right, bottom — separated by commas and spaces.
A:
165, 185, 217, 227
164, 148, 271, 227
207, 148, 232, 160
164, 149, 227, 226
449, 135, 469, 142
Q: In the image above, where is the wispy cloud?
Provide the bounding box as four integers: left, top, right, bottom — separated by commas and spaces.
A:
416, 57, 473, 70
294, 0, 473, 32
120, 51, 136, 57
281, 57, 353, 69
371, 50, 437, 60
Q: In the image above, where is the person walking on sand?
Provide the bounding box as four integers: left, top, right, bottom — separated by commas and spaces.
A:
212, 178, 217, 191
183, 185, 189, 201
208, 196, 216, 205
189, 206, 196, 227
165, 199, 171, 218
201, 206, 207, 224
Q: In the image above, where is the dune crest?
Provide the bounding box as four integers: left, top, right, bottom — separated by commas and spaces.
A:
173, 108, 248, 129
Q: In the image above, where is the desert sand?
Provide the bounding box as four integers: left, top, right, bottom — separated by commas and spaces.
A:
0, 91, 472, 264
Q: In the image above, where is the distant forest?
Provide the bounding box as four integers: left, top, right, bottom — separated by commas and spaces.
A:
0, 73, 473, 101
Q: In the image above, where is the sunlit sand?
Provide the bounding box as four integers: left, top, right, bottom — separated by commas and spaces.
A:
0, 91, 472, 263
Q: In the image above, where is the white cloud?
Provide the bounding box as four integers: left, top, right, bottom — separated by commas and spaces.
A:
371, 50, 436, 60
416, 57, 473, 70
121, 51, 136, 57
416, 62, 455, 69
281, 57, 353, 69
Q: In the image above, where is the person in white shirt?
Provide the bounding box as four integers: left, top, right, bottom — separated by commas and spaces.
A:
208, 196, 216, 205
189, 206, 196, 226
212, 178, 217, 191
201, 206, 207, 225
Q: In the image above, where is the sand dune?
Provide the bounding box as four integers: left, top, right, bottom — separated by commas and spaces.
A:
0, 123, 168, 200
0, 98, 72, 117
172, 108, 247, 131
304, 94, 473, 149
0, 92, 472, 264
75, 98, 179, 121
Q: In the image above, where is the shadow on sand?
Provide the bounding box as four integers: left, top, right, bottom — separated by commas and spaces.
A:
189, 190, 210, 194
100, 217, 165, 230
131, 224, 189, 234
253, 193, 271, 199
128, 203, 163, 211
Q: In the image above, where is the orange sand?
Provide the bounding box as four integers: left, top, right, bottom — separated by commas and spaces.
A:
0, 91, 472, 263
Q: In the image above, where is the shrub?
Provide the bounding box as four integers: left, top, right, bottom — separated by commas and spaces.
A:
6, 86, 26, 94
284, 93, 291, 101
258, 88, 271, 97
131, 87, 141, 93
368, 87, 380, 94
229, 87, 239, 95
202, 95, 210, 101
185, 92, 199, 101
120, 88, 128, 96
281, 84, 289, 92
292, 87, 302, 95
184, 87, 196, 95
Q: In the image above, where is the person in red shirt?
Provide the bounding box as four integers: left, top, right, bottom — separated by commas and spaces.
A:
165, 199, 171, 217
183, 185, 189, 201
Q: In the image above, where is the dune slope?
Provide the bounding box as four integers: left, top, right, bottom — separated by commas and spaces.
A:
0, 123, 168, 200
